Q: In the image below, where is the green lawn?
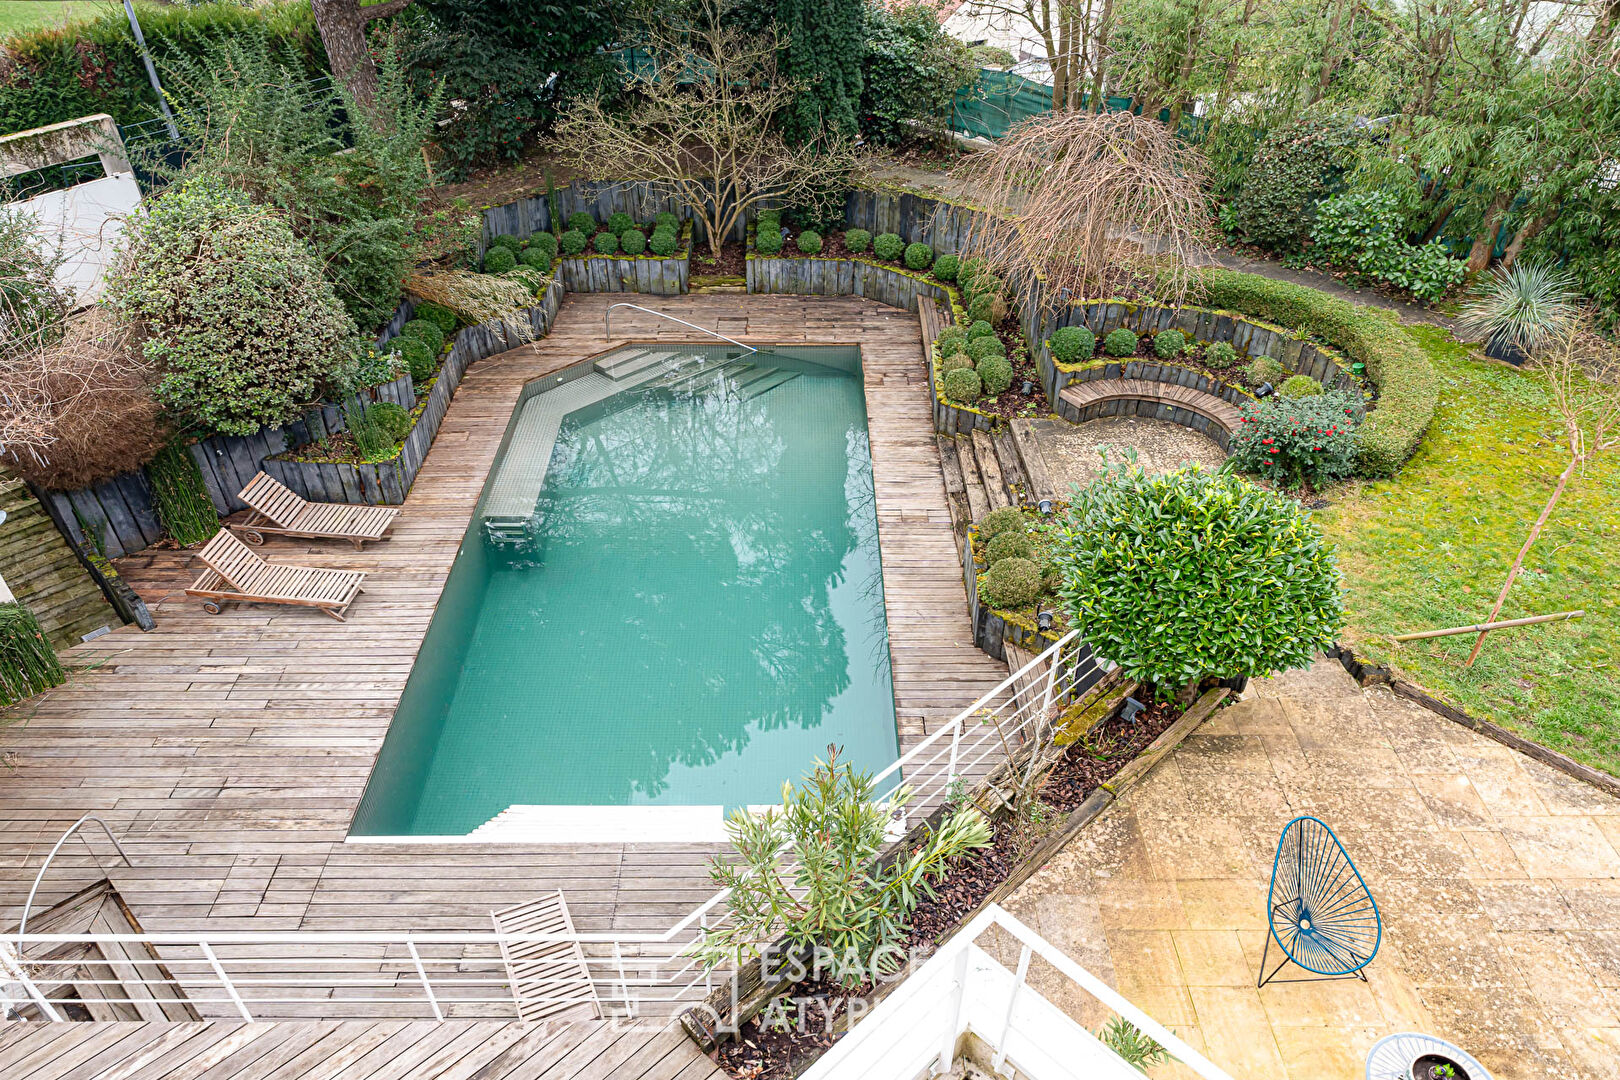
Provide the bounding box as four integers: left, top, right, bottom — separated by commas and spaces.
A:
1320, 324, 1620, 774
0, 2, 104, 36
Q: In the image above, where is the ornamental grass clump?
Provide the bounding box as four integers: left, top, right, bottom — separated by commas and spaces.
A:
1048, 326, 1095, 364
1053, 462, 1343, 695
0, 601, 64, 706
1229, 390, 1363, 489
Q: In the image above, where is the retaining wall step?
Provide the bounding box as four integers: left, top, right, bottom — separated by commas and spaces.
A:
1058, 377, 1244, 433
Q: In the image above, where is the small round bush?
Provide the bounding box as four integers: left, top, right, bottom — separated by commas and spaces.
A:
940, 351, 974, 373
964, 272, 1002, 305
966, 320, 996, 340
796, 229, 823, 254
943, 366, 982, 404
559, 229, 588, 256
1205, 341, 1238, 369
593, 231, 619, 255
873, 233, 904, 261
368, 402, 413, 442
490, 234, 522, 253
977, 506, 1026, 540
654, 211, 679, 232
648, 229, 678, 257
566, 211, 595, 234
936, 326, 967, 355
755, 227, 784, 255
1048, 326, 1095, 364
620, 228, 647, 256
958, 257, 986, 291
399, 318, 444, 355
1153, 329, 1186, 358
1103, 328, 1138, 357
982, 557, 1042, 609
519, 246, 551, 269
1243, 356, 1288, 386
483, 246, 517, 273
985, 530, 1033, 563
756, 208, 780, 230
413, 302, 457, 335
606, 211, 634, 235
904, 242, 934, 270
528, 231, 558, 261
967, 292, 1006, 325
966, 335, 1006, 362
390, 336, 435, 382
843, 228, 872, 253
932, 253, 959, 281
978, 354, 1014, 396
1278, 374, 1324, 399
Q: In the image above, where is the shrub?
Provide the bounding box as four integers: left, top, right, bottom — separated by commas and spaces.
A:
905, 242, 934, 270
593, 231, 619, 255
399, 318, 445, 355
1205, 341, 1238, 369
1048, 326, 1096, 364
861, 2, 979, 146
490, 234, 523, 253
1229, 390, 1363, 489
559, 229, 588, 255
932, 253, 959, 281
606, 211, 635, 235
145, 441, 218, 547
520, 246, 553, 268
390, 335, 435, 381
106, 178, 359, 437
977, 508, 1026, 541
413, 302, 458, 335
796, 230, 824, 254
936, 326, 967, 354
1310, 191, 1466, 302
943, 366, 982, 404
873, 233, 905, 261
1053, 464, 1343, 689
966, 320, 996, 340
977, 354, 1014, 396
967, 335, 1006, 362
756, 208, 781, 233
1226, 117, 1366, 253
755, 227, 784, 255
1103, 328, 1138, 357
1153, 329, 1186, 358
958, 257, 986, 292
648, 229, 679, 257
985, 530, 1033, 563
620, 228, 647, 256
940, 351, 974, 373
1458, 260, 1579, 359
566, 211, 595, 234
368, 401, 413, 442
1278, 374, 1323, 399
654, 211, 680, 232
971, 293, 1009, 326
982, 557, 1041, 609
483, 246, 517, 274
1242, 356, 1287, 386
964, 272, 1002, 306
844, 228, 872, 253
527, 232, 558, 263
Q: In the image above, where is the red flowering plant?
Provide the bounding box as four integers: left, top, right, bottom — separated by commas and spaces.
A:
1228, 389, 1364, 489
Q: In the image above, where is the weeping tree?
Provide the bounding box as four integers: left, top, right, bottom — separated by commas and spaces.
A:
956, 108, 1214, 309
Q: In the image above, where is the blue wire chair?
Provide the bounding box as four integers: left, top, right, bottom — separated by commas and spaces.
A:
1259, 815, 1382, 988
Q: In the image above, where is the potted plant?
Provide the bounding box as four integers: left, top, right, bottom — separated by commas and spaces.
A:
1411, 1053, 1469, 1080
1458, 260, 1578, 365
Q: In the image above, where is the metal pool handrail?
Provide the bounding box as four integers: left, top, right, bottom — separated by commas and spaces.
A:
603, 302, 758, 355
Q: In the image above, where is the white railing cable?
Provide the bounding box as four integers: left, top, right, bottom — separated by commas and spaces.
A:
603, 303, 758, 354
17, 814, 134, 950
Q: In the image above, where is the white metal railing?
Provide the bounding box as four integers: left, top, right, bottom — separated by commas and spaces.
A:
7, 632, 1109, 1024
603, 302, 758, 354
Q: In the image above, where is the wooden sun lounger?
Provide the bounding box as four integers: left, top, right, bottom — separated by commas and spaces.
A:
185, 529, 366, 621
233, 472, 399, 549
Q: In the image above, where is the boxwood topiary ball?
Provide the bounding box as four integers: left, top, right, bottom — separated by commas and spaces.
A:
400, 318, 444, 355
977, 506, 1026, 540
413, 302, 458, 335
873, 233, 904, 261
483, 246, 517, 273
844, 228, 872, 253
620, 228, 647, 255
529, 232, 558, 260
490, 234, 522, 253
985, 529, 1033, 563
967, 292, 1006, 325
390, 336, 435, 382
943, 366, 982, 404
796, 229, 823, 254
940, 351, 974, 373
967, 334, 1006, 362
559, 229, 588, 256
1154, 329, 1186, 358
566, 211, 595, 234
1048, 326, 1095, 363
368, 402, 413, 442
1243, 356, 1288, 386
648, 229, 678, 257
520, 246, 552, 268
936, 326, 967, 355
755, 228, 784, 255
982, 557, 1041, 609
904, 242, 934, 270
932, 253, 959, 281
978, 354, 1014, 396
654, 211, 680, 232
966, 320, 996, 340
1278, 374, 1324, 398
593, 231, 619, 255
1205, 341, 1238, 369
606, 211, 634, 235
1104, 328, 1138, 357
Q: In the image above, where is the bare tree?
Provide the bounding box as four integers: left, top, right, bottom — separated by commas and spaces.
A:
548, 10, 855, 260
955, 109, 1213, 310
1467, 321, 1620, 665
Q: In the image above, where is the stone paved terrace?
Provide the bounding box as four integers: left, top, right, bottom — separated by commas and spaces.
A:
1003, 658, 1620, 1080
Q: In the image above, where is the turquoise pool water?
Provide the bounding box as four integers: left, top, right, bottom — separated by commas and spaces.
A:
351, 344, 898, 836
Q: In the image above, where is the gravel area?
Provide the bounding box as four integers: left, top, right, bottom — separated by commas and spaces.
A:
1027, 415, 1226, 493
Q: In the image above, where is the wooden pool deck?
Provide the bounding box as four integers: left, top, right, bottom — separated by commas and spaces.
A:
0, 295, 1005, 949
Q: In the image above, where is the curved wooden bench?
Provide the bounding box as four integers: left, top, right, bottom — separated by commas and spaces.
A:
1057, 378, 1243, 448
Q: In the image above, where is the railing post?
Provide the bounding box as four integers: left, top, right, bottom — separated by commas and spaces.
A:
934, 944, 973, 1073
406, 940, 443, 1021
0, 942, 62, 1022
1022, 642, 1067, 790
991, 945, 1032, 1074
200, 941, 252, 1021
947, 721, 960, 786
613, 942, 633, 1018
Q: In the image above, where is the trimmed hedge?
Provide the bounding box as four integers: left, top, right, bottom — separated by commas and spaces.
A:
1195, 269, 1436, 477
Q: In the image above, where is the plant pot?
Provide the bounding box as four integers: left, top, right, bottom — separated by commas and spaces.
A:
1482, 336, 1528, 366
1411, 1052, 1470, 1080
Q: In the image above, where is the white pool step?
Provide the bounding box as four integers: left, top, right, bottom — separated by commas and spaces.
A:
595, 348, 680, 381
469, 804, 731, 843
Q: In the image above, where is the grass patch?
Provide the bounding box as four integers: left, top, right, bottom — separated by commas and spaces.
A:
1319, 324, 1620, 773
0, 2, 101, 35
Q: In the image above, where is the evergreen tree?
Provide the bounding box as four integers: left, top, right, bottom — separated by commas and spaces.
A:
774, 0, 865, 143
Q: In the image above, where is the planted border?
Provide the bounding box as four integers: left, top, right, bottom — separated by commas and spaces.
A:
557, 222, 692, 295
961, 529, 1064, 659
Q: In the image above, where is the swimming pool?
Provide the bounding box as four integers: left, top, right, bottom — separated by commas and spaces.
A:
350, 344, 899, 840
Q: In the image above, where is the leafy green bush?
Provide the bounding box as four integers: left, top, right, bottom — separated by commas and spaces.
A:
1243, 356, 1287, 386
1230, 390, 1362, 488
1205, 341, 1238, 369
968, 292, 1006, 325
559, 229, 588, 255
963, 271, 1002, 306
368, 402, 414, 442
844, 228, 872, 252
592, 231, 618, 255
958, 257, 986, 292
618, 228, 646, 255
755, 227, 785, 255
606, 211, 635, 235
982, 557, 1041, 608
943, 366, 982, 404
966, 320, 996, 340
390, 336, 435, 382
400, 318, 445, 355
648, 229, 679, 257
977, 506, 1026, 540
904, 242, 934, 270
1153, 330, 1186, 358
484, 246, 517, 273
756, 209, 781, 234
1279, 374, 1323, 398
566, 211, 596, 234
1103, 328, 1138, 357
873, 233, 904, 261
967, 335, 1006, 361
107, 178, 360, 436
796, 230, 824, 254
413, 302, 459, 335
932, 253, 959, 281
1226, 117, 1365, 253
1053, 464, 1344, 688
490, 234, 523, 253
985, 530, 1033, 563
936, 326, 967, 354
1310, 191, 1466, 301
978, 354, 1014, 396
1048, 326, 1095, 364
654, 211, 680, 232
519, 246, 552, 268
527, 232, 558, 262
860, 2, 978, 146
940, 351, 974, 373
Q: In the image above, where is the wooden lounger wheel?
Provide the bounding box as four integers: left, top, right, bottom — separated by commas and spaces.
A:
203, 601, 222, 615
239, 529, 265, 546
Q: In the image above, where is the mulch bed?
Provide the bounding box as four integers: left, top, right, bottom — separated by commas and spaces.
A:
716, 697, 1184, 1080
965, 313, 1046, 419
691, 239, 748, 279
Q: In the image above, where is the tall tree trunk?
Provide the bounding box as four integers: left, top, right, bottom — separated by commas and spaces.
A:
1088, 0, 1116, 112
1501, 211, 1555, 269
1305, 0, 1350, 106
1465, 194, 1510, 274
311, 0, 411, 107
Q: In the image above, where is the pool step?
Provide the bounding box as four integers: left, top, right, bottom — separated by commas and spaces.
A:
470, 804, 731, 843
735, 370, 799, 401
595, 348, 679, 381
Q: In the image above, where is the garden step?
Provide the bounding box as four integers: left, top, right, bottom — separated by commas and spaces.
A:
595, 348, 677, 380
972, 430, 1011, 511
1009, 420, 1057, 503
1058, 377, 1243, 433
